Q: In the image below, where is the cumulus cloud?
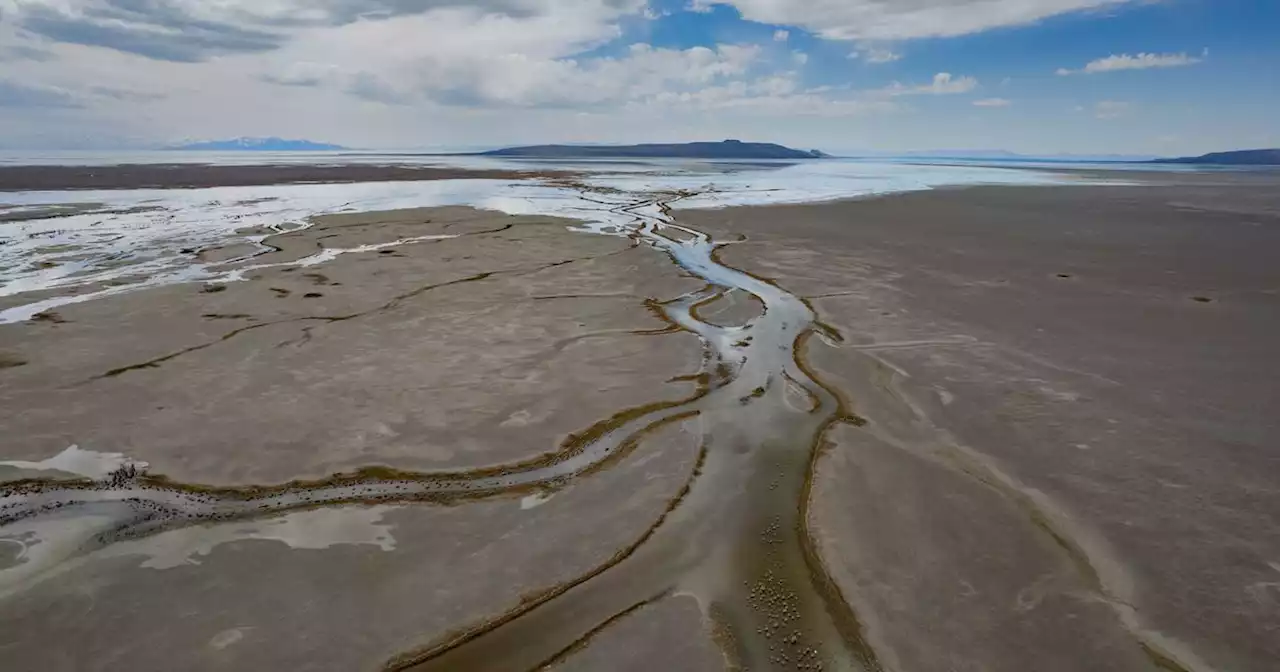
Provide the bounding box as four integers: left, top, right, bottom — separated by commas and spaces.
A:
688, 0, 1141, 41
852, 47, 901, 64
879, 72, 978, 97
1094, 100, 1131, 119
642, 6, 669, 20
773, 29, 789, 41
1057, 49, 1206, 75
972, 97, 1011, 107
370, 42, 766, 108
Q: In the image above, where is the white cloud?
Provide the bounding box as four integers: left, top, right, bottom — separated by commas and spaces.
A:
394, 42, 765, 108
1094, 100, 1131, 119
688, 0, 1142, 41
791, 50, 808, 65
879, 72, 978, 97
773, 29, 789, 42
635, 83, 897, 118
1057, 49, 1206, 75
850, 47, 901, 64
973, 98, 1011, 107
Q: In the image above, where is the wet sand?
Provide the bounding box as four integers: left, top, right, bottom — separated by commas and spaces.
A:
682, 176, 1280, 672
0, 163, 569, 191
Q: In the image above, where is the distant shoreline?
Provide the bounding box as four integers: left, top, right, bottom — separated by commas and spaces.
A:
0, 164, 571, 192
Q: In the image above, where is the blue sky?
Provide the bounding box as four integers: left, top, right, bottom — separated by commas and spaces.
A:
0, 0, 1275, 154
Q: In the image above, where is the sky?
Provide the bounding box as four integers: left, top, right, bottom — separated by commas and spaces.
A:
0, 0, 1276, 155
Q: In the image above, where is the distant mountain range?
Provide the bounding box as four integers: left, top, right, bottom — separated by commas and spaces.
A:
1150, 149, 1280, 166
171, 137, 347, 151
481, 140, 829, 160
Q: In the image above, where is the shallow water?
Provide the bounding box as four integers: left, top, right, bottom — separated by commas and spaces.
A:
0, 160, 1080, 323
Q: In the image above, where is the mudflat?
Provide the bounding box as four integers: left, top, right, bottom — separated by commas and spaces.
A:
2, 171, 1278, 672
681, 175, 1280, 672
0, 204, 718, 669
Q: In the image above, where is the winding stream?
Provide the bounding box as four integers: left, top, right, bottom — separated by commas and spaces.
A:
1, 183, 877, 671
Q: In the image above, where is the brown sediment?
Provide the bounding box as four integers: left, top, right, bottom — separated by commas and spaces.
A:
796, 429, 884, 672
1142, 642, 1196, 672
739, 381, 769, 405
782, 372, 822, 414
383, 443, 711, 671
903, 381, 1203, 672
793, 331, 883, 671
29, 310, 66, 324
530, 293, 641, 301
708, 244, 779, 288
90, 242, 647, 381
793, 330, 868, 427
707, 605, 746, 671
93, 315, 336, 379
692, 289, 766, 329
687, 290, 726, 324
530, 594, 668, 670
629, 323, 684, 336
642, 297, 695, 334
559, 396, 707, 463
124, 400, 708, 504
573, 411, 700, 481
940, 447, 1106, 595
799, 298, 846, 344
667, 372, 711, 386
0, 353, 26, 369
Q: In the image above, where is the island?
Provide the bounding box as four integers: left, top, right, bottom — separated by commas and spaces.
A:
1151, 148, 1280, 166
481, 139, 830, 160
170, 137, 347, 151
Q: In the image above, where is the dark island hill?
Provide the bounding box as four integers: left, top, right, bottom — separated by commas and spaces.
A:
481, 140, 830, 160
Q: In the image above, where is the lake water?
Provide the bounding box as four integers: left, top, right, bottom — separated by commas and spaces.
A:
1, 154, 1123, 321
